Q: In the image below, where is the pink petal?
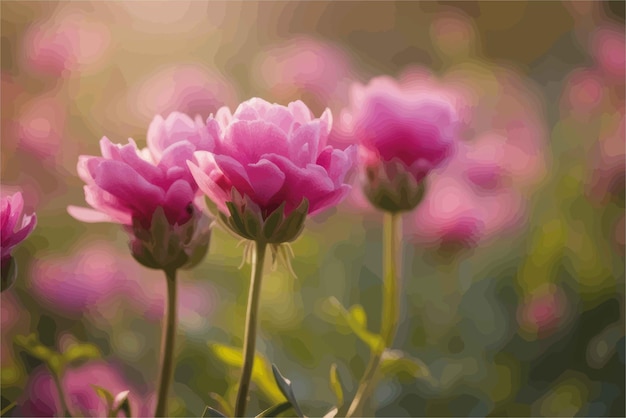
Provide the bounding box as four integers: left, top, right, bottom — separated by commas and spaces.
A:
245, 158, 286, 207
221, 120, 289, 164
188, 152, 230, 213
289, 121, 322, 165
163, 179, 195, 224
67, 206, 120, 223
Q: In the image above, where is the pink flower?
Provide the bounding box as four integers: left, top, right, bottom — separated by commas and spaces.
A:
591, 26, 626, 81
16, 362, 154, 417
189, 98, 355, 243
1, 192, 37, 291
517, 285, 568, 338
337, 76, 458, 212
68, 112, 212, 270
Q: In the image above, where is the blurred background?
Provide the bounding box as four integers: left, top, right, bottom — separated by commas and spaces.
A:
1, 1, 624, 416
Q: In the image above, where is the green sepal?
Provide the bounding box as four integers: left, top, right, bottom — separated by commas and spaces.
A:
255, 402, 292, 418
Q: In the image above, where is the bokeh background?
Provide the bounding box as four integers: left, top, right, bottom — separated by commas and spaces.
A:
1, 1, 624, 416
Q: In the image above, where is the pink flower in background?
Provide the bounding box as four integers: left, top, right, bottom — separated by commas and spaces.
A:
591, 26, 626, 80
254, 36, 354, 111
344, 76, 457, 184
23, 10, 111, 76
16, 362, 153, 417
130, 64, 238, 122
560, 69, 605, 116
189, 98, 355, 225
1, 192, 37, 291
17, 95, 66, 159
518, 286, 568, 338
588, 108, 625, 204
68, 112, 213, 270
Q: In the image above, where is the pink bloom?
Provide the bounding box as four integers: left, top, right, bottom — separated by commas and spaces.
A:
560, 69, 606, 117
16, 362, 153, 417
68, 112, 211, 228
68, 112, 212, 270
189, 98, 355, 241
518, 285, 567, 338
1, 192, 37, 290
591, 26, 626, 80
344, 76, 457, 184
1, 192, 36, 262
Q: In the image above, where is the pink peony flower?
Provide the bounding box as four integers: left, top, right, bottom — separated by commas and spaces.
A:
188, 98, 355, 243
16, 362, 154, 417
337, 76, 458, 212
68, 112, 212, 270
1, 192, 37, 291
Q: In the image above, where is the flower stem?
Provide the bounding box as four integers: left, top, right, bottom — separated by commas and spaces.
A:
346, 212, 401, 417
155, 268, 178, 417
235, 241, 267, 418
51, 370, 72, 417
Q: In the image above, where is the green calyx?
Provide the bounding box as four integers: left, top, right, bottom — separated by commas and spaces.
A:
218, 190, 309, 245
129, 206, 211, 271
362, 159, 427, 213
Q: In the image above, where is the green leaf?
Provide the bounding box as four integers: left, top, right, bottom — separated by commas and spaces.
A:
0, 401, 17, 417
92, 385, 114, 410
325, 298, 384, 354
202, 405, 227, 417
329, 364, 343, 408
379, 349, 431, 382
62, 342, 101, 366
208, 392, 233, 418
209, 344, 284, 404
255, 402, 292, 418
262, 202, 286, 241
271, 364, 305, 418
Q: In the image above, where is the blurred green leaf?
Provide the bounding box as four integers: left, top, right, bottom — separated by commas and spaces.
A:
208, 392, 233, 418
202, 405, 227, 417
328, 364, 343, 408
62, 342, 101, 366
255, 402, 292, 418
271, 364, 305, 418
209, 343, 283, 404
14, 334, 63, 374
379, 349, 431, 382
0, 401, 16, 417
325, 298, 384, 353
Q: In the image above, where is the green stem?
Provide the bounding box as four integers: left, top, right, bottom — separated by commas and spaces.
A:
51, 370, 72, 417
346, 212, 401, 417
235, 241, 267, 418
155, 269, 178, 417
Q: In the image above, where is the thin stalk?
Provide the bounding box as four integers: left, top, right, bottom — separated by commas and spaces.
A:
346, 212, 401, 417
235, 241, 267, 417
51, 370, 72, 417
155, 269, 178, 417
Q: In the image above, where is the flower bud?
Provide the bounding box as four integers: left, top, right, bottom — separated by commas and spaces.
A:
362, 158, 427, 213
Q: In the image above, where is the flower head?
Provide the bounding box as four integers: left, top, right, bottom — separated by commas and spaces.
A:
68, 112, 212, 271
1, 192, 37, 291
339, 76, 458, 212
189, 98, 355, 244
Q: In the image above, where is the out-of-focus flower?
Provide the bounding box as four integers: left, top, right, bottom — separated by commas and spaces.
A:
129, 64, 238, 122
591, 26, 626, 81
560, 69, 606, 117
253, 36, 354, 112
517, 285, 568, 338
68, 113, 212, 271
189, 98, 355, 243
16, 95, 67, 159
22, 10, 111, 77
15, 362, 153, 417
337, 76, 457, 212
588, 108, 625, 204
1, 192, 37, 291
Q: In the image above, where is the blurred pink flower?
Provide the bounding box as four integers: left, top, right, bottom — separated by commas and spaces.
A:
129, 64, 237, 122
588, 108, 625, 204
560, 68, 606, 116
16, 362, 153, 417
189, 98, 355, 221
517, 285, 567, 338
22, 10, 111, 76
591, 26, 626, 80
341, 76, 458, 184
253, 36, 354, 111
16, 95, 66, 159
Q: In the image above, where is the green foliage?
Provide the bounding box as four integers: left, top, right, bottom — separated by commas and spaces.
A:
323, 297, 385, 353
329, 364, 344, 408
271, 364, 305, 418
255, 402, 292, 418
379, 349, 432, 383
